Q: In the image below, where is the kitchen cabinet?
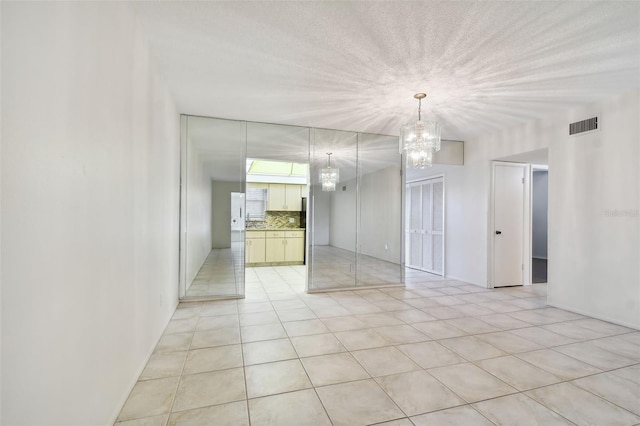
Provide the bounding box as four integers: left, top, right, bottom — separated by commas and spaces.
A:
259, 230, 305, 264
267, 184, 304, 211
245, 231, 266, 264
284, 230, 305, 262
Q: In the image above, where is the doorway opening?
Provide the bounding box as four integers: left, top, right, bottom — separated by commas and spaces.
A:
489, 148, 549, 288
531, 167, 548, 284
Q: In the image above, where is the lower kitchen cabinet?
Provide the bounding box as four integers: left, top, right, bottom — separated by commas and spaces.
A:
245, 231, 266, 263
247, 230, 305, 265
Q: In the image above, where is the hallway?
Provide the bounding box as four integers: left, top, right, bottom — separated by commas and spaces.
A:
116, 269, 640, 425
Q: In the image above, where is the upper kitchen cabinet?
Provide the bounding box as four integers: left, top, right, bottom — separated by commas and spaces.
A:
267, 183, 304, 211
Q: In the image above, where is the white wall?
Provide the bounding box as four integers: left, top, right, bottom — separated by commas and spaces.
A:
1, 3, 180, 425
311, 186, 330, 245
359, 165, 402, 263
532, 171, 548, 259
329, 179, 357, 251
549, 91, 639, 328
185, 142, 212, 286
211, 180, 242, 248
412, 90, 640, 329
327, 165, 402, 264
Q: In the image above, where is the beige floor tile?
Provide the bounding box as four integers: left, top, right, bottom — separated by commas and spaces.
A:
276, 307, 317, 322
397, 341, 466, 369
245, 359, 312, 398
282, 319, 329, 336
591, 335, 640, 361
248, 389, 332, 426
237, 301, 273, 314
191, 327, 240, 349
444, 318, 500, 334
183, 345, 243, 375
439, 336, 507, 361
311, 305, 353, 318
242, 338, 297, 365
375, 370, 465, 416
426, 306, 467, 320
516, 349, 602, 380
239, 311, 280, 326
610, 364, 640, 385
321, 315, 367, 332
316, 379, 404, 426
357, 313, 405, 327
173, 368, 245, 412
411, 405, 493, 426
139, 352, 187, 380
476, 331, 544, 354
171, 307, 202, 321
165, 317, 199, 334
240, 323, 286, 343
573, 372, 640, 415
412, 321, 467, 339
115, 415, 168, 426
272, 299, 307, 311
553, 341, 637, 370
476, 355, 562, 391
451, 304, 496, 317
527, 382, 640, 425
199, 303, 238, 317
154, 332, 193, 353
392, 309, 437, 323
373, 419, 413, 426
167, 400, 249, 426
570, 318, 635, 336
542, 322, 609, 340
301, 352, 370, 386
196, 315, 239, 331
372, 325, 430, 344
473, 393, 574, 425
290, 333, 345, 357
352, 346, 421, 377
509, 326, 579, 347
117, 377, 179, 421
334, 328, 390, 350
429, 363, 517, 403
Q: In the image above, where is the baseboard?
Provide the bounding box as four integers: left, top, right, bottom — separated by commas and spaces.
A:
546, 301, 640, 331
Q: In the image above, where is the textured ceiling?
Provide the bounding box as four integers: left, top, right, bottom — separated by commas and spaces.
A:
132, 1, 639, 140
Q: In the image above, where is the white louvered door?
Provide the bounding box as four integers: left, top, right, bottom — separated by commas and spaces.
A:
405, 177, 444, 275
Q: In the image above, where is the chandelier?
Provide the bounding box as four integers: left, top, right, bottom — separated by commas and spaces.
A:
399, 93, 441, 168
319, 153, 339, 191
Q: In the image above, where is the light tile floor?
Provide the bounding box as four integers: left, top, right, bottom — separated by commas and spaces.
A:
117, 266, 640, 426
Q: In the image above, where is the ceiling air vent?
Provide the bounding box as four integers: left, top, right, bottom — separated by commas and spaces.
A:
569, 117, 598, 136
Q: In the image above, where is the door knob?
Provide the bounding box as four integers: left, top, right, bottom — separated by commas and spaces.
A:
495, 231, 502, 235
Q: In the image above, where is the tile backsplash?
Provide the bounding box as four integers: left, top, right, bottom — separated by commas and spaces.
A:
246, 211, 301, 229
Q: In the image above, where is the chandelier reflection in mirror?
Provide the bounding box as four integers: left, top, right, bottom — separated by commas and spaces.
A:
319, 152, 339, 191
399, 93, 441, 169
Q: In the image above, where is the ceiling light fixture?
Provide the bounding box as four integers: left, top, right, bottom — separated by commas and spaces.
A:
399, 93, 441, 169
319, 152, 339, 191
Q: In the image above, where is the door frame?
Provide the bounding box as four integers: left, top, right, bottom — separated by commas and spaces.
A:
405, 174, 446, 277
489, 161, 531, 288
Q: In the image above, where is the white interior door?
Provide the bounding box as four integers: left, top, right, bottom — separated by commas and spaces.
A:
406, 177, 444, 275
493, 164, 525, 287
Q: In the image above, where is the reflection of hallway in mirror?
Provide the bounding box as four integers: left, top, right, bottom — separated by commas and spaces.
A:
185, 241, 244, 297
